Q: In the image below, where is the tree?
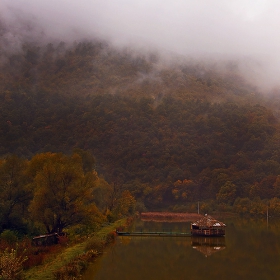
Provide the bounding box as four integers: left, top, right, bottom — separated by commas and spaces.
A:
29, 152, 101, 234
216, 181, 237, 205
0, 155, 30, 232
233, 197, 251, 215
72, 148, 95, 173
171, 179, 198, 202
269, 197, 280, 216
273, 176, 280, 197
110, 190, 136, 220
91, 177, 112, 213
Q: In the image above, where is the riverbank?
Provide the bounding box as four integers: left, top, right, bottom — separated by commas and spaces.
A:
23, 218, 128, 280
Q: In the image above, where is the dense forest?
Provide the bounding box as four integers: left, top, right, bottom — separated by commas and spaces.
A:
1, 29, 280, 232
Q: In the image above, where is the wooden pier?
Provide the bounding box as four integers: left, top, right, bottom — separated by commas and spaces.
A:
116, 231, 192, 237
116, 214, 226, 238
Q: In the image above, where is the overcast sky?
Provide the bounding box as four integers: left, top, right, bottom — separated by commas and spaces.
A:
1, 0, 280, 88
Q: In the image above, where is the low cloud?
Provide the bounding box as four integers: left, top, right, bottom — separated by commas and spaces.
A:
1, 0, 280, 90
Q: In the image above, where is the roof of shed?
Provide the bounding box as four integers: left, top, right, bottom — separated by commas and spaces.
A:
191, 214, 226, 227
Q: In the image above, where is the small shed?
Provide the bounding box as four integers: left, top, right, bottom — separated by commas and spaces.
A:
191, 214, 226, 236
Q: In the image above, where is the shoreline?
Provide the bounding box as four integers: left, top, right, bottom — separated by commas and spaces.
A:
23, 218, 128, 280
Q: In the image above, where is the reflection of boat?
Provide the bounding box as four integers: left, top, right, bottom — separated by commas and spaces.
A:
191, 236, 226, 257
191, 214, 226, 236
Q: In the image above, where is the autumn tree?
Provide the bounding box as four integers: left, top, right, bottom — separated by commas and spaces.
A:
29, 152, 102, 234
110, 190, 136, 220
216, 181, 237, 205
273, 176, 280, 197
0, 155, 30, 232
268, 197, 280, 216
172, 179, 198, 202
91, 177, 112, 213
233, 197, 251, 215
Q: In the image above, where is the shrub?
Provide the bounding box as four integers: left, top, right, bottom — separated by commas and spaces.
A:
53, 251, 99, 280
0, 248, 27, 280
0, 230, 18, 246
105, 231, 116, 244
85, 236, 104, 252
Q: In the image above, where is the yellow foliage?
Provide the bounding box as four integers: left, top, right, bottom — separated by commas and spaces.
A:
0, 248, 27, 280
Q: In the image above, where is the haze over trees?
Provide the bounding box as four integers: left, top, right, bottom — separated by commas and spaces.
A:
0, 22, 280, 235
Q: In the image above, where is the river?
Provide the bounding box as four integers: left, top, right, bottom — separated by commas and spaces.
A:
82, 216, 280, 280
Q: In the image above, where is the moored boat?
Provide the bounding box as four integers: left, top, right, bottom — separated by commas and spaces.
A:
191, 214, 226, 236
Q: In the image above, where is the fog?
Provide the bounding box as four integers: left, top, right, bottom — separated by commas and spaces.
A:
1, 0, 280, 90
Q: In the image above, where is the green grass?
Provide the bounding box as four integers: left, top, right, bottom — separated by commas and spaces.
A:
23, 219, 126, 280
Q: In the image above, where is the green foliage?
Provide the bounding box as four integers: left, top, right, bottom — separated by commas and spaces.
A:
216, 181, 237, 205
0, 230, 18, 245
84, 236, 104, 252
134, 201, 147, 213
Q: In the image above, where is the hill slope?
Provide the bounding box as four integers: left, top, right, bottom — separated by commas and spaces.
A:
0, 37, 280, 207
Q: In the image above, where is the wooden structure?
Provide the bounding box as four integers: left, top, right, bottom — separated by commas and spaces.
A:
116, 231, 191, 237
191, 214, 226, 236
32, 233, 59, 246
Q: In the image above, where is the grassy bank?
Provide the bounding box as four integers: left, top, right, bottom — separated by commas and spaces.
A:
23, 219, 127, 280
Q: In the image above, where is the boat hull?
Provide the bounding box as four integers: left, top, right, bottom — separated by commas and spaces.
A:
191, 229, 225, 237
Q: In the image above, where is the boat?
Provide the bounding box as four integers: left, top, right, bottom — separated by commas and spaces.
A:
190, 214, 226, 236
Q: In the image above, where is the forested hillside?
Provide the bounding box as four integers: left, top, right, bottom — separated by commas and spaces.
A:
1, 37, 280, 212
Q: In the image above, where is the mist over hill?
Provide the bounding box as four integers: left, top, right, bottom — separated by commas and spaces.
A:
1, 14, 280, 210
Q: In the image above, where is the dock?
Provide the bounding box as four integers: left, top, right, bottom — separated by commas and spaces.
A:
116, 231, 192, 237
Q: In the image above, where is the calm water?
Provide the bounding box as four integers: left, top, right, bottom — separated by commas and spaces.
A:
82, 217, 280, 280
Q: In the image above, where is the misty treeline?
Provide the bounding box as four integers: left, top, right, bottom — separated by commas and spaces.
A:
1, 38, 280, 226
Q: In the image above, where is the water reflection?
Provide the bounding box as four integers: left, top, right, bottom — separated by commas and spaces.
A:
191, 236, 226, 257
82, 218, 280, 280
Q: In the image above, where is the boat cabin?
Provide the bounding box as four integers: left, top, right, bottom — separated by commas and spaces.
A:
191, 214, 226, 236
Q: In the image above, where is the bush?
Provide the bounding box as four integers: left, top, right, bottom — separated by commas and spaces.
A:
0, 248, 27, 280
85, 236, 104, 252
0, 230, 18, 246
135, 201, 147, 213
172, 204, 188, 212
53, 251, 99, 280
105, 231, 116, 244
